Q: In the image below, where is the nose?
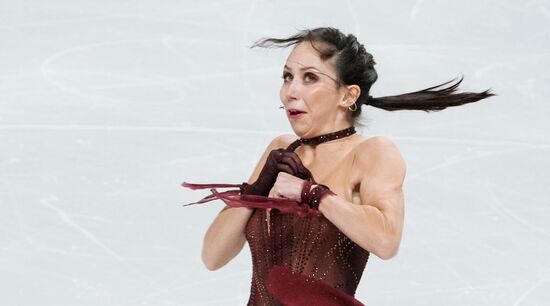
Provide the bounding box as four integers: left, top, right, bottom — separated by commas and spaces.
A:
283, 79, 300, 102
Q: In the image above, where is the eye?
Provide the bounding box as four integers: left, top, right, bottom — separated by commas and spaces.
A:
304, 72, 317, 82
282, 72, 293, 82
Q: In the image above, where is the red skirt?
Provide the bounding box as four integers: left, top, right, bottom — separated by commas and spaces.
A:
266, 265, 365, 306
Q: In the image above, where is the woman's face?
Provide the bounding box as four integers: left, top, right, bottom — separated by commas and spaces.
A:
280, 42, 348, 138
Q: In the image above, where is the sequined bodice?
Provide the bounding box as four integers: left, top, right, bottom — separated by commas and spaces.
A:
244, 131, 370, 305
245, 207, 369, 305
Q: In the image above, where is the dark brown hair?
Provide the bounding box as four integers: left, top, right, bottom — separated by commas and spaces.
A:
251, 27, 495, 125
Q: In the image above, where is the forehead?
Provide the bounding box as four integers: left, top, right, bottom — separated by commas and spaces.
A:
285, 42, 336, 73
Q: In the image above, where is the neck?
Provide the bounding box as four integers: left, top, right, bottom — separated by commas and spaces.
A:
299, 126, 356, 146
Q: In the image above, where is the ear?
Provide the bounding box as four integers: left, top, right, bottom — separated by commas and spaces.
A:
342, 85, 361, 108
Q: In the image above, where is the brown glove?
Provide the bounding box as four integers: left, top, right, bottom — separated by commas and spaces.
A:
242, 149, 312, 196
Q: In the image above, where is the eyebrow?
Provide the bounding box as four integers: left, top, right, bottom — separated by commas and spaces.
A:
283, 64, 321, 72
283, 64, 339, 83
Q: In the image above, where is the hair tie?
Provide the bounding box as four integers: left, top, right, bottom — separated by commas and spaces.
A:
365, 95, 374, 105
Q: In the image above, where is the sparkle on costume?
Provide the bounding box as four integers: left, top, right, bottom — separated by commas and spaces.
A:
245, 126, 369, 306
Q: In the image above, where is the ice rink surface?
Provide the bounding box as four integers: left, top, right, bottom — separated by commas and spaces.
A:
1, 0, 549, 305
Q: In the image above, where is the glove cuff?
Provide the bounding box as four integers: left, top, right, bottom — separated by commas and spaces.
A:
300, 184, 335, 210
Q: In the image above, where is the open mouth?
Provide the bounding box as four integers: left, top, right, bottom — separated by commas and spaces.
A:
288, 109, 306, 116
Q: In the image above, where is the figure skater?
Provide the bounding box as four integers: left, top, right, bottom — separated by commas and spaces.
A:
182, 27, 495, 305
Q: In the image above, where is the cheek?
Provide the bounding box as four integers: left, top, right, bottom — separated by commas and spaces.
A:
307, 87, 338, 113
306, 87, 329, 104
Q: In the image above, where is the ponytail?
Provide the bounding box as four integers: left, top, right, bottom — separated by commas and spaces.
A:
365, 76, 495, 112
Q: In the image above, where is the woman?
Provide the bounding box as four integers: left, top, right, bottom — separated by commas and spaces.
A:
182, 27, 494, 305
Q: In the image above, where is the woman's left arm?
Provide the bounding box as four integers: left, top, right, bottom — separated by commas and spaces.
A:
319, 136, 406, 260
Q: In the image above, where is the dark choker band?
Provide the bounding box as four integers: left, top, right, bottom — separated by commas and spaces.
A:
287, 126, 356, 151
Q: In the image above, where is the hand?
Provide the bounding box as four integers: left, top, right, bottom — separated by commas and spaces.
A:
243, 149, 312, 196
268, 172, 311, 202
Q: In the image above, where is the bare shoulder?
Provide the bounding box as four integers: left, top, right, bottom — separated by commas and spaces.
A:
355, 136, 406, 178
272, 133, 299, 149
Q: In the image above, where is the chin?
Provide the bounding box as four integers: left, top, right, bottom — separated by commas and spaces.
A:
288, 122, 308, 138
288, 120, 304, 137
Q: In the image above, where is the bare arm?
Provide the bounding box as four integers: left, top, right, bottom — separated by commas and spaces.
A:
201, 135, 289, 270
318, 136, 406, 260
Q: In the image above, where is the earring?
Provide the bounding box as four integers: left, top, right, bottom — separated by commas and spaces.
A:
348, 103, 357, 112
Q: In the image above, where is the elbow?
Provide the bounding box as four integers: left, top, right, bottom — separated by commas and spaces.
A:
376, 238, 400, 260
201, 248, 226, 271
378, 246, 398, 260
203, 260, 222, 271
202, 253, 224, 271
201, 233, 245, 271
202, 254, 217, 271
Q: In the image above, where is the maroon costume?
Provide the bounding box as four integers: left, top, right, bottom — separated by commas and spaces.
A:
182, 127, 368, 305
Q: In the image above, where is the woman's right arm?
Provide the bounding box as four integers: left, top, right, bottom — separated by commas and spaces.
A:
201, 135, 289, 270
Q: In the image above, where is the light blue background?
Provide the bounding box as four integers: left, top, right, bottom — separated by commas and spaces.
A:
1, 0, 549, 305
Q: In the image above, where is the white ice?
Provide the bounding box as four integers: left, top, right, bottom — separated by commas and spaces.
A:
1, 0, 549, 305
